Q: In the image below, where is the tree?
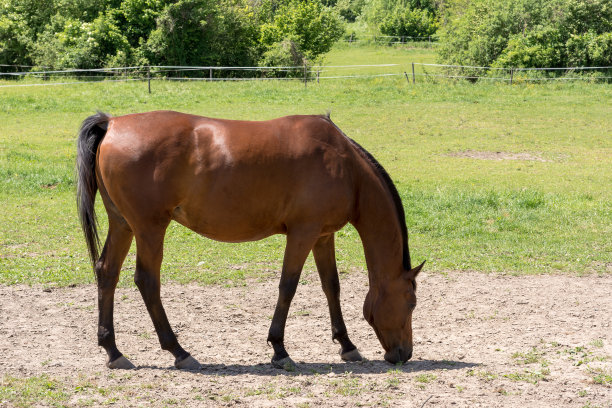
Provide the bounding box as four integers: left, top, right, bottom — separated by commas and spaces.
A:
1, 0, 346, 70
32, 12, 131, 68
0, 0, 56, 65
379, 7, 437, 38
437, 0, 612, 69
259, 0, 344, 61
141, 0, 259, 68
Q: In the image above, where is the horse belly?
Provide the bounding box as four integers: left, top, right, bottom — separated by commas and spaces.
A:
172, 168, 353, 243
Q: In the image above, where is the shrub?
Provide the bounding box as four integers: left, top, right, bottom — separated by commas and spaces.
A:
379, 7, 437, 38
438, 0, 612, 70
259, 0, 344, 61
32, 13, 132, 69
335, 0, 366, 22
258, 37, 307, 77
361, 0, 438, 30
141, 0, 259, 69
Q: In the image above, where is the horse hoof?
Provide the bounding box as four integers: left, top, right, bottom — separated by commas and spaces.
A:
340, 348, 363, 362
107, 355, 135, 369
271, 356, 297, 371
175, 355, 202, 370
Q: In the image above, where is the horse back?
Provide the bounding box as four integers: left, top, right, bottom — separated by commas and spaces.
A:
97, 111, 361, 241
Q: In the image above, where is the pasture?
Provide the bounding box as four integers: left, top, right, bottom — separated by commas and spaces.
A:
0, 45, 611, 406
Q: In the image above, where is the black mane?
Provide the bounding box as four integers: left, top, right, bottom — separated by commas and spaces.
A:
323, 115, 411, 270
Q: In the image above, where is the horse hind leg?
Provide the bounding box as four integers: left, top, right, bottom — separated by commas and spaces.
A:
312, 234, 362, 362
96, 216, 135, 369
133, 222, 201, 370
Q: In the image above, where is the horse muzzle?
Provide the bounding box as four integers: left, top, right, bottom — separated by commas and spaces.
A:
384, 347, 412, 364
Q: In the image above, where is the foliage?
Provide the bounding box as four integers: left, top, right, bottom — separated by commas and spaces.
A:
259, 0, 345, 61
334, 0, 366, 22
438, 0, 612, 69
113, 0, 174, 48
0, 11, 31, 66
0, 0, 346, 70
379, 6, 437, 38
32, 12, 132, 69
0, 0, 56, 65
258, 38, 307, 77
360, 0, 438, 30
141, 0, 259, 68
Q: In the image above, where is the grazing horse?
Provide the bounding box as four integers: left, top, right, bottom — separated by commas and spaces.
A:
76, 111, 424, 370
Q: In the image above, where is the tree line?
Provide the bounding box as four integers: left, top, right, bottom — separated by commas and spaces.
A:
0, 0, 609, 73
438, 0, 612, 70
0, 0, 442, 71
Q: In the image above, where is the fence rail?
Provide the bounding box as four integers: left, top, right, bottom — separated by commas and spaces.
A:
1, 62, 611, 89
342, 34, 438, 46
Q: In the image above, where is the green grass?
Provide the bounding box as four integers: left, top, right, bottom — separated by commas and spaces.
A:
590, 367, 612, 386
1, 44, 611, 287
0, 375, 69, 407
321, 42, 437, 77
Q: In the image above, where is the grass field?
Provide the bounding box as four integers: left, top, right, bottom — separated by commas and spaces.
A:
1, 45, 611, 287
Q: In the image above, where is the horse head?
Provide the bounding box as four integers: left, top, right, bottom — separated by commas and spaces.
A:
363, 261, 425, 364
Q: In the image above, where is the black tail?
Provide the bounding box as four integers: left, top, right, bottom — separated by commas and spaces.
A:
76, 112, 111, 266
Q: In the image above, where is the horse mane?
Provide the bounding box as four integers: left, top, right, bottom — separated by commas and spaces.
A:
321, 114, 411, 271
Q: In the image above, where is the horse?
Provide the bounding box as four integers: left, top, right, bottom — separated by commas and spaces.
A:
76, 110, 424, 370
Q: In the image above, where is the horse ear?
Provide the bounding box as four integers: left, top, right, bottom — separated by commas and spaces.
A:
406, 261, 425, 279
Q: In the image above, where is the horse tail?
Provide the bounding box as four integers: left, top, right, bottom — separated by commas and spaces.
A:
76, 112, 111, 266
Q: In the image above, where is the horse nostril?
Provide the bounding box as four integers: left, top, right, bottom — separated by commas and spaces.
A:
398, 348, 412, 362
384, 349, 400, 364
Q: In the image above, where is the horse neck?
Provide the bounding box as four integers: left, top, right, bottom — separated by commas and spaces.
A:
352, 171, 405, 287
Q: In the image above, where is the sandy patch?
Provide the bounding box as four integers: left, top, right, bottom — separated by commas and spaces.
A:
1, 271, 610, 407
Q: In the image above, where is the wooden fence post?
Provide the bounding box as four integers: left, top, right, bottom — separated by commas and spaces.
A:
303, 61, 307, 88
412, 62, 416, 84
147, 66, 151, 94
510, 68, 514, 85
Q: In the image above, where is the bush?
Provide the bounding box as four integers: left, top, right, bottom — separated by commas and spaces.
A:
32, 13, 132, 69
114, 0, 174, 47
494, 27, 566, 68
0, 14, 31, 66
259, 0, 344, 61
141, 0, 259, 68
1, 0, 345, 71
438, 0, 612, 70
360, 0, 438, 30
258, 38, 307, 77
335, 0, 366, 22
379, 7, 437, 38
0, 0, 57, 66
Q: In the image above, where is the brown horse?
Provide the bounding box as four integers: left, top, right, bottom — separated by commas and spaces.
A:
76, 110, 424, 370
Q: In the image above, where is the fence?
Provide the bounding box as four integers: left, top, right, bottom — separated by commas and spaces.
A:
411, 63, 612, 83
1, 62, 611, 89
342, 34, 438, 47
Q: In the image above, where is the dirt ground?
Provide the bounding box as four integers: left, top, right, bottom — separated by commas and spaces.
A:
1, 270, 611, 407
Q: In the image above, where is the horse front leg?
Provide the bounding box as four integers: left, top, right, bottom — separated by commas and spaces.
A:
312, 234, 362, 362
96, 218, 134, 369
268, 228, 319, 370
133, 224, 201, 370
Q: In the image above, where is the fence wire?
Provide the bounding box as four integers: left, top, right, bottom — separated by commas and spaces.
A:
1, 63, 611, 88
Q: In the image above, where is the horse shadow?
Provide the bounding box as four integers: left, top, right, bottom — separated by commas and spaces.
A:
137, 358, 479, 376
